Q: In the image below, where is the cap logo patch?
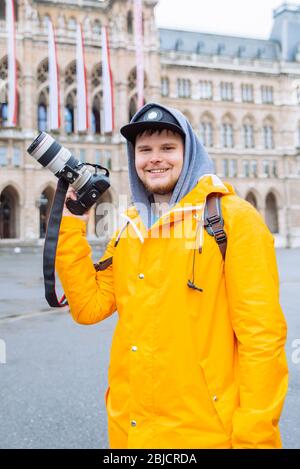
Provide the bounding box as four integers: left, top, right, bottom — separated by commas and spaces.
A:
144, 108, 163, 121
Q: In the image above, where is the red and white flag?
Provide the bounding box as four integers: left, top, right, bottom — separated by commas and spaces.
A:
101, 26, 114, 133
6, 0, 17, 126
76, 23, 89, 132
134, 0, 144, 109
48, 19, 61, 130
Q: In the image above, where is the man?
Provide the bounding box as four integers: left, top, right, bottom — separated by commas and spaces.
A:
56, 103, 288, 449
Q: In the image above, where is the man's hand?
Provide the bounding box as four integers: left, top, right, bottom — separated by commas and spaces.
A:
63, 188, 91, 223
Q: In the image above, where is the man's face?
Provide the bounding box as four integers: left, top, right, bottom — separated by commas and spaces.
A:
135, 129, 184, 196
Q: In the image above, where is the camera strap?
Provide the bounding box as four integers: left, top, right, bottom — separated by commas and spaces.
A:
43, 178, 69, 308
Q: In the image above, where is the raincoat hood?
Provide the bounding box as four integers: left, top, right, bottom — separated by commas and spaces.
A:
125, 102, 214, 228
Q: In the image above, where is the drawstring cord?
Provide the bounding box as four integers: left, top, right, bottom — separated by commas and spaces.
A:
187, 206, 205, 293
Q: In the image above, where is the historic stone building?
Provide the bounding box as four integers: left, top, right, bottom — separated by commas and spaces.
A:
0, 0, 300, 246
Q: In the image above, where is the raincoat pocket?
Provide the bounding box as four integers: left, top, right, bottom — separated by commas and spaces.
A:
199, 361, 231, 439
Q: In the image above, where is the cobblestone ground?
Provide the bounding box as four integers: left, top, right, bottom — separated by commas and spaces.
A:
0, 247, 299, 448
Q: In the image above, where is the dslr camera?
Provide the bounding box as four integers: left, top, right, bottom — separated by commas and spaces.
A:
27, 132, 110, 215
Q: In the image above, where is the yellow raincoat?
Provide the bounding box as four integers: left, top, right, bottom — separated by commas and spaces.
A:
56, 175, 288, 449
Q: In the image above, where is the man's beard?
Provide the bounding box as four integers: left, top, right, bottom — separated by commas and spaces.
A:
142, 179, 177, 196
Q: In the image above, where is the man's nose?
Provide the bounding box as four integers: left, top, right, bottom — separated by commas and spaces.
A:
149, 151, 162, 163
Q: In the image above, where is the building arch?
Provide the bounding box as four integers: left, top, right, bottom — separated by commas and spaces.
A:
38, 186, 55, 238
245, 191, 258, 209
265, 191, 279, 234
0, 185, 21, 239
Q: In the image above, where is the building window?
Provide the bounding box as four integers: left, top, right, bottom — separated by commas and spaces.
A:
0, 102, 8, 127
263, 160, 270, 177
243, 160, 250, 178
229, 160, 237, 177
221, 123, 234, 148
251, 160, 258, 178
177, 79, 191, 98
199, 80, 212, 100
127, 11, 133, 34
95, 149, 101, 165
0, 147, 7, 166
79, 149, 86, 163
91, 95, 101, 135
12, 147, 21, 167
261, 86, 274, 104
200, 122, 213, 147
272, 160, 278, 178
161, 77, 169, 97
243, 124, 254, 148
104, 150, 112, 170
263, 126, 274, 149
241, 84, 253, 102
211, 158, 216, 172
92, 20, 102, 35
220, 82, 233, 101
298, 126, 300, 148
65, 94, 75, 134
38, 104, 47, 132
222, 159, 229, 177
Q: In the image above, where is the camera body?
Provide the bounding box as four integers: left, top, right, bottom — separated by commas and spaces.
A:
27, 132, 110, 215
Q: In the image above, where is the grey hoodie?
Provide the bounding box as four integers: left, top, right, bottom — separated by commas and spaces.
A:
125, 102, 214, 228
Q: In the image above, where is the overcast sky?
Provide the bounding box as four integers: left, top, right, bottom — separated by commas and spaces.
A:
154, 0, 286, 39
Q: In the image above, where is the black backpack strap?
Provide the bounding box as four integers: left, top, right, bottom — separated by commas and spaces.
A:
204, 193, 227, 260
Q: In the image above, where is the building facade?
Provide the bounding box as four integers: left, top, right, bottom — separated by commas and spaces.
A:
0, 0, 300, 246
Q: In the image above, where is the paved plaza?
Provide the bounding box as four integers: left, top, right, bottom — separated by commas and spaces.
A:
0, 247, 299, 448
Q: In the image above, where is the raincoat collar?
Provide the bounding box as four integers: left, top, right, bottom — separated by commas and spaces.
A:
120, 175, 235, 242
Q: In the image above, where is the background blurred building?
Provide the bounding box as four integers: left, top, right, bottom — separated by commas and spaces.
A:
0, 0, 300, 246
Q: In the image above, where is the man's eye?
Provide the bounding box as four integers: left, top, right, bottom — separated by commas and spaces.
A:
163, 146, 175, 151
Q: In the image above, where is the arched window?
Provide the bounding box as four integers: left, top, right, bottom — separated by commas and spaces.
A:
68, 17, 77, 31
265, 192, 279, 233
127, 11, 133, 34
243, 116, 255, 149
43, 15, 51, 31
65, 93, 75, 134
263, 118, 275, 149
200, 113, 214, 148
161, 77, 169, 97
0, 185, 20, 239
37, 92, 48, 132
93, 19, 102, 35
221, 115, 234, 148
39, 187, 55, 238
